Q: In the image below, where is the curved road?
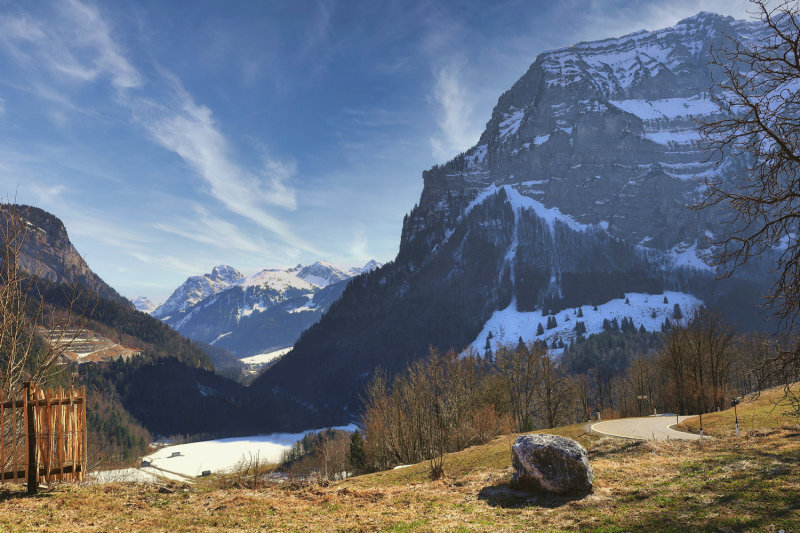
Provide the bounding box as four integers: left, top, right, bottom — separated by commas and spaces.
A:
591, 415, 702, 441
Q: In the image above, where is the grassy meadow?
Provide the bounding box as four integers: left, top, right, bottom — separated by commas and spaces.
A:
0, 386, 797, 532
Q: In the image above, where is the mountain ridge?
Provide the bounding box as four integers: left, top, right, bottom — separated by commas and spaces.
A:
152, 259, 383, 357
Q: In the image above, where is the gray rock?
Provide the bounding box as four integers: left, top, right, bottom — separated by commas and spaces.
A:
511, 434, 593, 494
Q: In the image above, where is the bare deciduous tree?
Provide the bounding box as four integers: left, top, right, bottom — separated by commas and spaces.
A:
494, 342, 544, 432
0, 203, 89, 397
699, 1, 800, 323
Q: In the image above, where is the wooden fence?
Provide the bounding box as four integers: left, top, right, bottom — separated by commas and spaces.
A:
1, 382, 87, 493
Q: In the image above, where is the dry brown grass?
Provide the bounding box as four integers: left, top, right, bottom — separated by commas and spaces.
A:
678, 384, 800, 437
0, 423, 798, 532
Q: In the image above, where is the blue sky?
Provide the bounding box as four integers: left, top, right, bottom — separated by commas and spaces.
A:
0, 0, 752, 302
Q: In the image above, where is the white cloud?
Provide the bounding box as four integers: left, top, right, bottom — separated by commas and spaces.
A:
153, 204, 268, 254
29, 182, 66, 205
349, 226, 368, 260
429, 65, 481, 162
140, 83, 313, 252
0, 0, 141, 90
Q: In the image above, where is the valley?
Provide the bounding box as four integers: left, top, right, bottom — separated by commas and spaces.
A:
1, 3, 800, 531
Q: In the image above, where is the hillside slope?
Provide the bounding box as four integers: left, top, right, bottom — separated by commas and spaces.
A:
2, 425, 797, 531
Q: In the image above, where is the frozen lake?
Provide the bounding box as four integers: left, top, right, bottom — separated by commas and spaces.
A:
94, 424, 357, 482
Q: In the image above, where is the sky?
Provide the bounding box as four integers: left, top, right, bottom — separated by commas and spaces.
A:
0, 0, 754, 303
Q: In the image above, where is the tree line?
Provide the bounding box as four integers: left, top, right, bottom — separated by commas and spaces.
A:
354, 306, 798, 478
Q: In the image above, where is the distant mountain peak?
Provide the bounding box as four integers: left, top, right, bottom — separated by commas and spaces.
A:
152, 265, 244, 319
130, 296, 158, 314
348, 259, 383, 276
296, 261, 350, 288
211, 265, 243, 283
677, 11, 732, 26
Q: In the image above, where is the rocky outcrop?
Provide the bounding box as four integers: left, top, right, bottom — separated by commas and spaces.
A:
510, 434, 593, 494
1, 204, 130, 306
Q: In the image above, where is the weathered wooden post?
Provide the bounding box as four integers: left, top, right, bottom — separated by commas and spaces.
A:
24, 382, 38, 495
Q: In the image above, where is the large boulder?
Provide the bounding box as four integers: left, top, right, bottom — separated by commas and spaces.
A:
510, 434, 593, 494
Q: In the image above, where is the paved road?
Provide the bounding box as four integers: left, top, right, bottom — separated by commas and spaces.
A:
591, 415, 703, 441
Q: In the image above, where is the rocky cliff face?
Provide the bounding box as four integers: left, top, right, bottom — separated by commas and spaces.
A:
403, 12, 764, 267
1, 204, 130, 306
252, 13, 774, 423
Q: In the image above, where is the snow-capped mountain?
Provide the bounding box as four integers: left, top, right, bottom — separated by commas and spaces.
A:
152, 265, 243, 320
155, 260, 382, 357
130, 296, 159, 314
348, 259, 383, 276
289, 261, 352, 288
252, 12, 775, 424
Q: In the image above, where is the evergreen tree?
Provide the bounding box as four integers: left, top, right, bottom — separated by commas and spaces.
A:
577, 307, 584, 318
663, 295, 669, 304
575, 321, 586, 335
625, 297, 630, 304
593, 305, 598, 311
639, 324, 646, 334
673, 303, 683, 320
536, 323, 544, 336
348, 430, 367, 474
611, 317, 620, 331
517, 336, 527, 352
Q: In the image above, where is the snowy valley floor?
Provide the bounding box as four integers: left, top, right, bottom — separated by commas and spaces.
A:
90, 425, 357, 484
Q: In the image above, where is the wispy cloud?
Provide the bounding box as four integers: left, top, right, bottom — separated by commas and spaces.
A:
139, 80, 313, 251
0, 0, 141, 90
29, 182, 66, 205
0, 0, 318, 256
153, 204, 269, 254
429, 65, 481, 162
349, 226, 368, 260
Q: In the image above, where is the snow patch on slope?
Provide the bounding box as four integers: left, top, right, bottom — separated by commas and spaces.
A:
470, 291, 702, 354
668, 241, 713, 271
465, 183, 590, 233
237, 269, 314, 291
610, 95, 719, 120
240, 348, 292, 366
499, 108, 525, 138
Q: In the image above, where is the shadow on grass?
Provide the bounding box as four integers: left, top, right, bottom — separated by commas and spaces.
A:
0, 485, 54, 502
587, 439, 644, 460
477, 482, 590, 509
